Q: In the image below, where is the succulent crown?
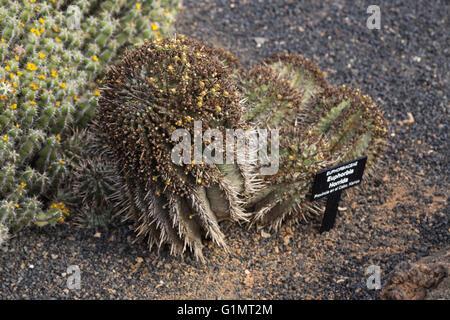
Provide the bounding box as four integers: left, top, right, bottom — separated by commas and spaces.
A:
97, 35, 243, 198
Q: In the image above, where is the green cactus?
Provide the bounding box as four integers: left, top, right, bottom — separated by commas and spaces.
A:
0, 222, 7, 245
93, 36, 386, 260
0, 1, 180, 238
240, 54, 387, 228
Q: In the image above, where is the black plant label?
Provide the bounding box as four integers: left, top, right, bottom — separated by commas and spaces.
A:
310, 156, 367, 201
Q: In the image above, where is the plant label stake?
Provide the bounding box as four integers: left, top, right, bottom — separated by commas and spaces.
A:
310, 156, 368, 233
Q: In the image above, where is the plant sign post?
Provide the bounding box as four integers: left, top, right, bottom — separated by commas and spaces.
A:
310, 156, 368, 233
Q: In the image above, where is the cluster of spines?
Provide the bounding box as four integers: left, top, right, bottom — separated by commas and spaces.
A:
241, 54, 387, 229
0, 0, 179, 238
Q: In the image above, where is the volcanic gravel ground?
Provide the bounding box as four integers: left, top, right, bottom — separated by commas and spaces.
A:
0, 0, 448, 299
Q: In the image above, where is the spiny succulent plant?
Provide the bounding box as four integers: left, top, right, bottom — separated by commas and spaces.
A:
0, 0, 179, 241
240, 54, 387, 229
57, 128, 118, 229
97, 35, 257, 260
95, 36, 387, 261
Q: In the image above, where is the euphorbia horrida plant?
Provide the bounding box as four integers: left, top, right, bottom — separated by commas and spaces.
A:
97, 35, 256, 260
240, 54, 387, 228
96, 35, 387, 261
